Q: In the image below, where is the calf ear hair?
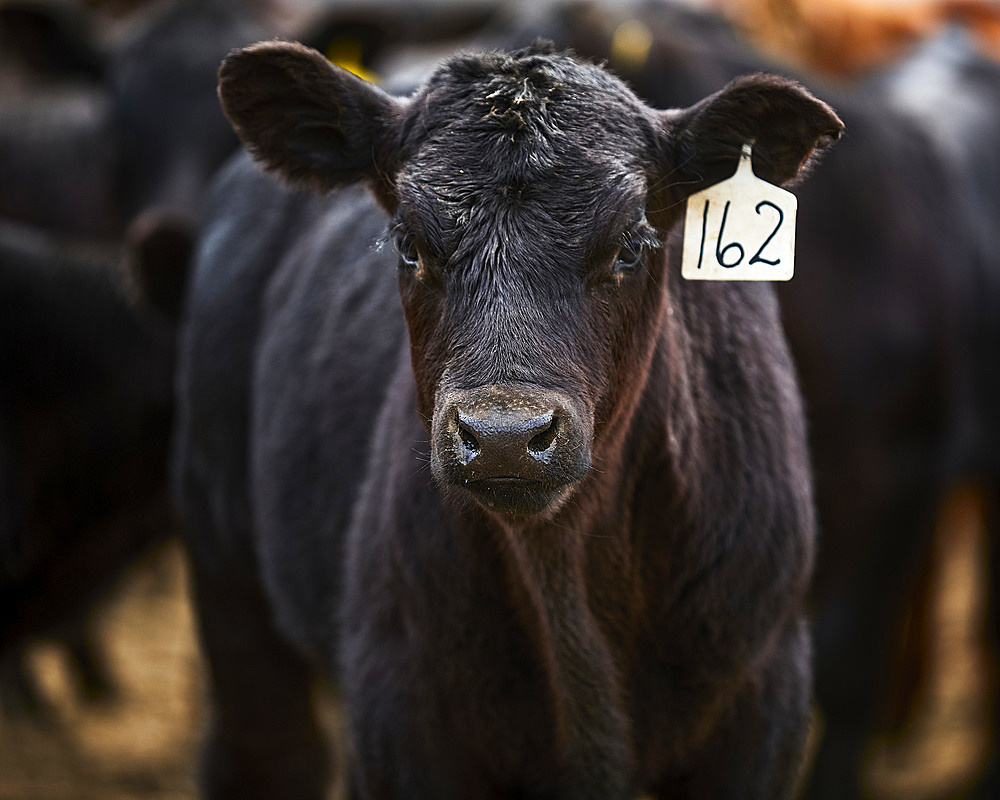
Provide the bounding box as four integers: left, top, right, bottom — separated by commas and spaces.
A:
218, 41, 403, 203
663, 74, 844, 193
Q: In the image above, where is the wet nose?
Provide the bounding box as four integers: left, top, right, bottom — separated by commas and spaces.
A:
455, 406, 561, 477
433, 384, 592, 493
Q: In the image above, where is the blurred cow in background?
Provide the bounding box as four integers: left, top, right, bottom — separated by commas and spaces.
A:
0, 0, 265, 718
0, 0, 269, 240
0, 218, 184, 716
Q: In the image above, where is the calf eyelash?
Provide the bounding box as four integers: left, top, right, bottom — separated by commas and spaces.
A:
381, 223, 422, 270
613, 222, 660, 274
395, 233, 421, 269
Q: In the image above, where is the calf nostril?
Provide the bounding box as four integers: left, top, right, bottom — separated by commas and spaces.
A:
528, 415, 560, 454
457, 419, 480, 453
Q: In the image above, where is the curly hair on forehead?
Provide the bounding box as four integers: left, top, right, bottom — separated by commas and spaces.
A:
420, 44, 639, 141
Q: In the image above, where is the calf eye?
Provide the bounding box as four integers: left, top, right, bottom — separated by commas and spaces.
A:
608, 220, 659, 279
394, 232, 421, 269
614, 242, 643, 274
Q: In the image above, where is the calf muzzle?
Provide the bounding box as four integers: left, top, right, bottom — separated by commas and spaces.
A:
432, 384, 592, 517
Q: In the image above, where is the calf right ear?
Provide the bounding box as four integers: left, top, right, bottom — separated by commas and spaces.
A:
664, 73, 843, 192
218, 41, 404, 206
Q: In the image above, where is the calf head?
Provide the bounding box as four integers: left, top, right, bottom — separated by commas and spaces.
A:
219, 41, 841, 519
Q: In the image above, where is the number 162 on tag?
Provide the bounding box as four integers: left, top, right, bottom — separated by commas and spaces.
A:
681, 144, 797, 282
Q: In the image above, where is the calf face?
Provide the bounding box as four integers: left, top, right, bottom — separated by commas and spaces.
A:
219, 41, 841, 518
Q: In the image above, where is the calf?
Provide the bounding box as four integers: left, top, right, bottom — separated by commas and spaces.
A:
175, 41, 841, 798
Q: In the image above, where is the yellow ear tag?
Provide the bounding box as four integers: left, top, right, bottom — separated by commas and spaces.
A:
610, 20, 653, 72
325, 37, 380, 85
681, 143, 797, 281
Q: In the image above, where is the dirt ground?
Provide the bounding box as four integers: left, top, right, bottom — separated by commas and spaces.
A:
865, 488, 994, 799
0, 503, 993, 799
0, 543, 202, 800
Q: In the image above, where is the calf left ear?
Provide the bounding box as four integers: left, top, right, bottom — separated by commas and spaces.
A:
218, 41, 404, 206
664, 74, 843, 192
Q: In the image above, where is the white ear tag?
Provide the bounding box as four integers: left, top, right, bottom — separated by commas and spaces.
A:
681, 144, 796, 281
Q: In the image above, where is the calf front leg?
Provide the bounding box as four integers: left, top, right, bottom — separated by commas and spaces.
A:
653, 616, 813, 800
189, 559, 330, 800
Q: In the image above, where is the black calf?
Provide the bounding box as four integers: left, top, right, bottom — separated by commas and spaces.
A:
175, 41, 841, 799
